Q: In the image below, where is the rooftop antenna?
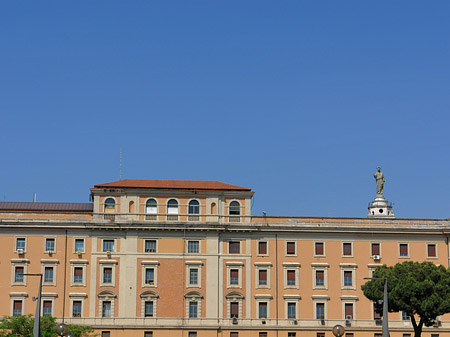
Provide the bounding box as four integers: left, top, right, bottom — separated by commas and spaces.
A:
119, 147, 123, 180
33, 192, 36, 203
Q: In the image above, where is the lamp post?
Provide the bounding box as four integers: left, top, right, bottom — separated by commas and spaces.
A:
332, 324, 345, 337
23, 273, 42, 337
365, 277, 389, 337
56, 322, 75, 337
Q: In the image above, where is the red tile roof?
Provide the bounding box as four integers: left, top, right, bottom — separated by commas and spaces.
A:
93, 179, 252, 192
0, 202, 93, 212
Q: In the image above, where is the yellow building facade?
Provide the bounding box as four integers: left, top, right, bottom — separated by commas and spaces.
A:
0, 179, 448, 337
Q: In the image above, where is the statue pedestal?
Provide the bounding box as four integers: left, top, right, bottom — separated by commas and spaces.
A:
368, 194, 395, 218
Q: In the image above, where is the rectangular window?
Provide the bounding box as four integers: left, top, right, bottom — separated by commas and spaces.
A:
374, 334, 383, 337
101, 332, 110, 337
15, 266, 24, 283
188, 240, 199, 254
288, 333, 296, 337
44, 267, 54, 283
258, 241, 267, 255
188, 333, 197, 337
16, 238, 26, 251
317, 333, 325, 337
45, 238, 55, 252
402, 334, 411, 337
373, 304, 381, 319
343, 242, 352, 256
344, 271, 353, 287
43, 300, 52, 316
103, 268, 112, 284
144, 332, 153, 337
346, 334, 354, 337
229, 241, 240, 254
371, 243, 380, 256
75, 239, 85, 252
428, 244, 436, 257
287, 302, 296, 319
145, 240, 157, 253
230, 333, 238, 337
286, 241, 296, 255
230, 302, 239, 318
73, 301, 82, 317
103, 240, 115, 252
430, 335, 439, 337
316, 303, 325, 319
230, 269, 239, 285
402, 311, 410, 321
189, 301, 198, 318
189, 269, 198, 285
74, 267, 83, 284
102, 301, 111, 317
145, 268, 155, 285
400, 244, 408, 257
259, 333, 267, 337
13, 300, 22, 316
287, 270, 295, 285
259, 270, 267, 286
316, 270, 325, 286
345, 303, 353, 319
315, 242, 324, 255
259, 302, 267, 318
145, 301, 154, 317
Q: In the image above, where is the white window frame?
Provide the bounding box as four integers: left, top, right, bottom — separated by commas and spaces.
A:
141, 261, 159, 288
399, 242, 410, 258
99, 260, 118, 287
312, 263, 329, 290
283, 262, 300, 289
185, 291, 203, 319
342, 241, 353, 257
426, 242, 438, 259
226, 261, 244, 288
340, 263, 357, 290
186, 261, 203, 288
255, 262, 272, 289
140, 291, 159, 318
10, 293, 27, 316
225, 292, 244, 319
285, 240, 297, 256
284, 295, 301, 320
144, 239, 158, 253
255, 294, 272, 319
44, 237, 56, 254
11, 259, 29, 286
69, 293, 87, 318
15, 237, 27, 253
41, 259, 58, 286
257, 240, 269, 256
341, 296, 358, 320
101, 239, 116, 253
70, 260, 88, 286
312, 295, 329, 320
41, 293, 57, 317
228, 240, 242, 254
187, 240, 201, 254
314, 241, 326, 257
98, 291, 116, 318
370, 242, 382, 258
73, 237, 86, 254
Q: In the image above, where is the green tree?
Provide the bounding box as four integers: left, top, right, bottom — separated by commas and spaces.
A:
0, 315, 95, 337
361, 261, 450, 337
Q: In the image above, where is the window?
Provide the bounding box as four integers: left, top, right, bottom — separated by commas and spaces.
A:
259, 333, 267, 337
402, 311, 410, 321
286, 241, 296, 255
72, 301, 82, 317
145, 301, 154, 317
45, 238, 55, 252
230, 302, 239, 318
189, 269, 198, 286
43, 300, 52, 316
315, 242, 324, 256
103, 268, 113, 284
317, 334, 325, 337
230, 269, 239, 285
373, 303, 381, 319
101, 332, 110, 337
189, 301, 198, 318
188, 200, 200, 221
430, 334, 439, 337
316, 303, 325, 319
402, 335, 411, 337
371, 243, 380, 256
74, 267, 83, 284
229, 201, 240, 222
343, 242, 352, 256
75, 239, 85, 253
167, 199, 179, 220
103, 240, 115, 252
316, 270, 325, 286
145, 199, 157, 220
13, 300, 22, 316
145, 240, 157, 253
14, 266, 24, 283
104, 198, 115, 209
346, 334, 354, 337
287, 302, 296, 319
145, 268, 155, 285
144, 332, 153, 337
345, 303, 353, 319
230, 332, 239, 337
287, 270, 295, 286
428, 244, 437, 257
258, 241, 267, 255
374, 334, 382, 337
288, 333, 296, 337
399, 243, 408, 257
44, 267, 54, 283
188, 333, 197, 337
16, 238, 26, 251
259, 302, 267, 318
259, 270, 267, 286
344, 271, 353, 287
102, 301, 111, 317
188, 240, 199, 254
229, 241, 240, 254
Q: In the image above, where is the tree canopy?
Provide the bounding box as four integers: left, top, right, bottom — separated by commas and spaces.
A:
361, 261, 450, 337
0, 315, 96, 337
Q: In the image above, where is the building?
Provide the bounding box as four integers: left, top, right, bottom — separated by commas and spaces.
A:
0, 178, 448, 337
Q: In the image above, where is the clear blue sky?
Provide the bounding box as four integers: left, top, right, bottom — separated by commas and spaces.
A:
1, 1, 449, 219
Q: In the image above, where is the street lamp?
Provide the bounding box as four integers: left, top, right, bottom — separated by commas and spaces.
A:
56, 322, 75, 337
365, 277, 389, 337
332, 324, 345, 337
23, 273, 42, 337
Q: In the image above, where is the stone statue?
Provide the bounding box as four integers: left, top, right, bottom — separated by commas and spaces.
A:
374, 167, 385, 195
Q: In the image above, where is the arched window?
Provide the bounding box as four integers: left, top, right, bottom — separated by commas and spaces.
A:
140, 291, 159, 318
167, 199, 179, 221
188, 200, 200, 221
229, 201, 240, 223
98, 290, 116, 318
184, 291, 203, 319
104, 198, 116, 220
146, 199, 157, 220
